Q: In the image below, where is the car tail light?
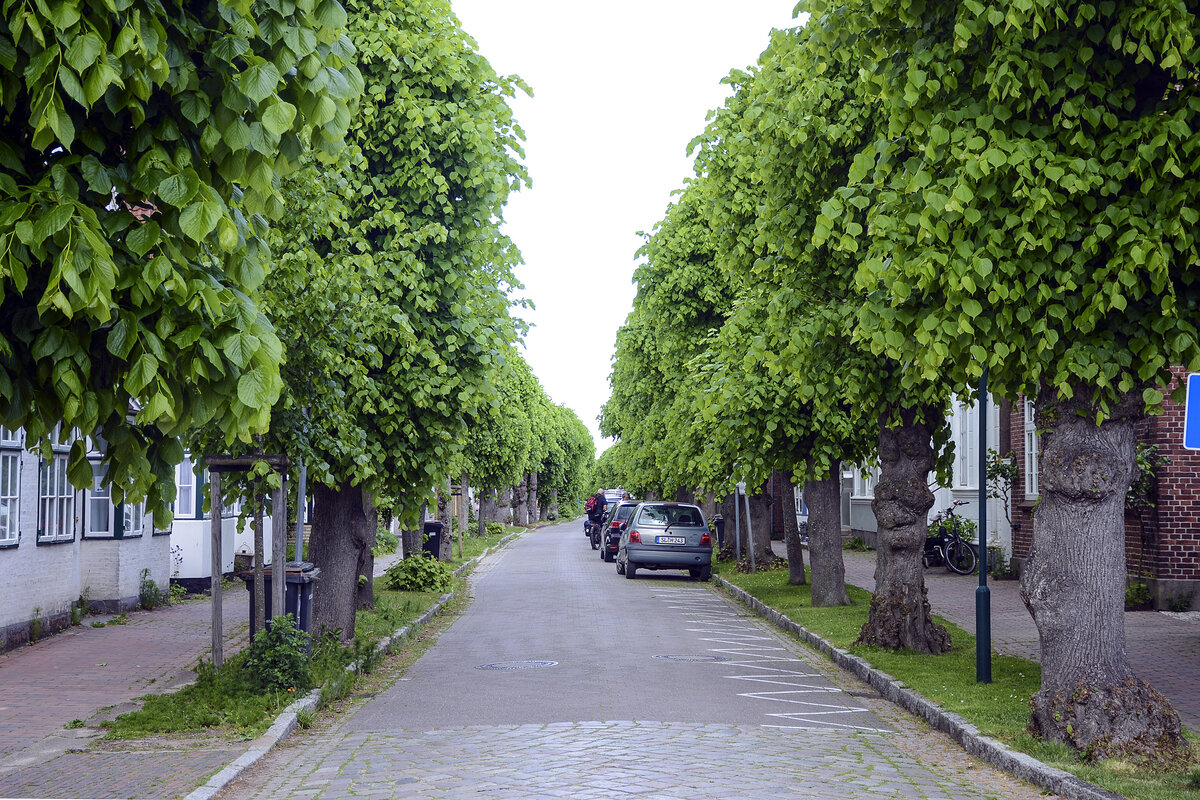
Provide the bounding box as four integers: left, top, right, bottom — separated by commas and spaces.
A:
629, 530, 641, 543
700, 533, 711, 546
610, 521, 620, 529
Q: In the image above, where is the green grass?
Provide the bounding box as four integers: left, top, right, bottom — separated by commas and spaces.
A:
716, 559, 1200, 800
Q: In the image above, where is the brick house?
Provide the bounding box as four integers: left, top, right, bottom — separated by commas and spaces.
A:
1007, 369, 1200, 611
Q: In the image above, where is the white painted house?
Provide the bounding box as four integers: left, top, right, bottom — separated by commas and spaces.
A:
0, 429, 269, 653
842, 393, 1014, 558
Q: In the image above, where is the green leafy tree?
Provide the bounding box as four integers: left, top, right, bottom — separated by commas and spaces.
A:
535, 403, 593, 520
212, 0, 527, 642
0, 0, 360, 519
809, 0, 1197, 762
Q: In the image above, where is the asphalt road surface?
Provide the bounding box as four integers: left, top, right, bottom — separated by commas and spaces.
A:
218, 518, 1058, 800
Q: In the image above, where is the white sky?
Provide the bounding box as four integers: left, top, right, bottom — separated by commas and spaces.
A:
451, 2, 806, 457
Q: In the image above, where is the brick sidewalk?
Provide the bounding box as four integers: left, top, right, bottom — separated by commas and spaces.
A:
0, 592, 251, 799
774, 543, 1200, 732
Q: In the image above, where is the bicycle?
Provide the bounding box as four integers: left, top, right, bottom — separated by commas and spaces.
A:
923, 500, 977, 575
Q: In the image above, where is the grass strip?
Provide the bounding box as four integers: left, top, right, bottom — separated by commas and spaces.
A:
101, 530, 520, 741
716, 560, 1200, 800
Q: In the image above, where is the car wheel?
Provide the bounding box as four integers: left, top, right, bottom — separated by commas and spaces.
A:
698, 564, 712, 582
603, 548, 614, 563
625, 562, 637, 580
616, 559, 625, 575
590, 534, 598, 550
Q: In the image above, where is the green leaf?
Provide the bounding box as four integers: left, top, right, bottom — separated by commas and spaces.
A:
178, 201, 223, 241
239, 63, 282, 104
107, 316, 136, 359
65, 32, 104, 72
126, 353, 158, 394
126, 220, 160, 256
32, 203, 74, 244
261, 101, 297, 135
157, 173, 198, 206
237, 368, 271, 408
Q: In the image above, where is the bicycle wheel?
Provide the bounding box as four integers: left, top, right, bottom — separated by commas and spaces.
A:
944, 539, 977, 575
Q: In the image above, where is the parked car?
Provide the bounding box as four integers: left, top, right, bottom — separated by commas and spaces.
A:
616, 502, 712, 581
597, 501, 638, 562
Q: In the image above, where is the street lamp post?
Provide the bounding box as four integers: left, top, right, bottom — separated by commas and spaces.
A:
976, 368, 992, 683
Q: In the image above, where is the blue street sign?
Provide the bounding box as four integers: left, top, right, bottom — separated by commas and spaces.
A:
1186, 374, 1200, 450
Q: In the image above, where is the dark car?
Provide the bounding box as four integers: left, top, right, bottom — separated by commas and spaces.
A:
597, 501, 638, 562
616, 502, 713, 581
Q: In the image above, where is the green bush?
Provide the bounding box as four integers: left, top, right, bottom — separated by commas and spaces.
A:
373, 525, 399, 557
241, 614, 313, 694
384, 554, 454, 592
139, 569, 164, 610
485, 521, 504, 537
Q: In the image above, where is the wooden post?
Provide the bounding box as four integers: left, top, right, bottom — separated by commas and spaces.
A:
210, 470, 223, 668
458, 472, 468, 558
253, 483, 265, 637
272, 478, 287, 627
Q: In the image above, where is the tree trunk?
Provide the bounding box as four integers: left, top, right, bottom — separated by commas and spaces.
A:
437, 479, 453, 561
459, 472, 469, 557
807, 473, 851, 605
780, 472, 805, 586
1021, 386, 1190, 765
309, 481, 376, 644
496, 486, 513, 524
528, 472, 539, 524
480, 488, 500, 525
547, 487, 559, 520
674, 487, 696, 504
401, 523, 422, 559
513, 476, 530, 526
746, 484, 776, 565
856, 405, 951, 654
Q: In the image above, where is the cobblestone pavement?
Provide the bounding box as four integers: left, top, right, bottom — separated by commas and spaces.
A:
827, 546, 1200, 731
0, 592, 250, 799
218, 521, 1058, 800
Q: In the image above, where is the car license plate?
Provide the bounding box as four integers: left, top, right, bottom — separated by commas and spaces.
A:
656, 536, 685, 545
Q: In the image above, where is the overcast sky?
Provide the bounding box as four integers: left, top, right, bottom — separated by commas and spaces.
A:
451, 2, 806, 456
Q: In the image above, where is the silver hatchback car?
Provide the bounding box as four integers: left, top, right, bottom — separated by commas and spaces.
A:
616, 502, 713, 581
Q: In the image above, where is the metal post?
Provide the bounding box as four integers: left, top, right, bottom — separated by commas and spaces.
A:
209, 470, 223, 668
294, 461, 306, 562
976, 368, 992, 683
272, 477, 286, 628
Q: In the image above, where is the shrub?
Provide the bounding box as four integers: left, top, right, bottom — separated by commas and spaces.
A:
843, 536, 873, 552
139, 569, 164, 610
384, 554, 454, 592
241, 614, 313, 694
373, 525, 398, 557
485, 521, 504, 537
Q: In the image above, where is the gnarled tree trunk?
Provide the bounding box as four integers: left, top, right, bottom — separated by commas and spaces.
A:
497, 486, 513, 524
546, 487, 558, 520
1021, 386, 1190, 765
856, 405, 950, 654
512, 478, 529, 526
528, 472, 539, 524
807, 473, 850, 605
309, 481, 377, 643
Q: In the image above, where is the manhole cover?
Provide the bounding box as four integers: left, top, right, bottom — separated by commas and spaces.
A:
475, 660, 559, 671
652, 654, 729, 663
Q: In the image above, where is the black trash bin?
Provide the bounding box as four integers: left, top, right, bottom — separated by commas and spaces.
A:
242, 561, 321, 640
422, 521, 444, 559
712, 515, 725, 549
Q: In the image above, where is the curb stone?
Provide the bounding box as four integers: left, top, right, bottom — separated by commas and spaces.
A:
715, 576, 1125, 800
183, 530, 525, 800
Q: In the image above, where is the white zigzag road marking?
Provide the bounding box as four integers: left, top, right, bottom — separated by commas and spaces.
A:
724, 676, 834, 688
762, 721, 894, 734
738, 691, 859, 706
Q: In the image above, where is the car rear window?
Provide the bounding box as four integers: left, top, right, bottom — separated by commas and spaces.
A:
614, 504, 636, 521
636, 505, 705, 527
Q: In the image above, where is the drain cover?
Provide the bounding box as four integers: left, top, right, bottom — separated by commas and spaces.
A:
653, 654, 729, 663
476, 660, 558, 671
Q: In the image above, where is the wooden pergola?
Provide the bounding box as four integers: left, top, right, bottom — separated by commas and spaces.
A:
205, 454, 289, 667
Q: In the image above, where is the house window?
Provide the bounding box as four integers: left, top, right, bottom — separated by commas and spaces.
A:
123, 502, 145, 538
0, 426, 21, 446
38, 453, 76, 543
0, 450, 19, 546
854, 466, 875, 497
176, 458, 196, 518
955, 399, 978, 489
1024, 399, 1040, 498
87, 462, 113, 537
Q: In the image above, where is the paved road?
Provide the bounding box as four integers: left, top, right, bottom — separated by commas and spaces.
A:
220, 520, 1056, 800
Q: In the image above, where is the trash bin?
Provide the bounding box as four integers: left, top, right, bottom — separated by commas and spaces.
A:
713, 515, 725, 548
422, 521, 444, 559
242, 561, 321, 640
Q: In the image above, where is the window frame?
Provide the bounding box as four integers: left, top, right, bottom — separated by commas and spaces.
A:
37, 451, 78, 545
0, 440, 21, 548
1023, 399, 1040, 498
